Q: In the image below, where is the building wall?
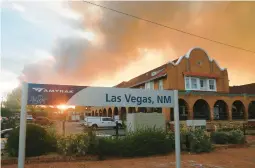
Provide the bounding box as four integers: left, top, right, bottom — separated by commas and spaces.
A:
165, 48, 229, 93
90, 48, 254, 123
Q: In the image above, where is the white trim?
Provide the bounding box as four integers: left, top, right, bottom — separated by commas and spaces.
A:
184, 76, 217, 92
167, 47, 226, 71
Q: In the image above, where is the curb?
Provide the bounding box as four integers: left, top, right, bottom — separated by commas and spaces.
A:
213, 143, 250, 150
1, 155, 98, 165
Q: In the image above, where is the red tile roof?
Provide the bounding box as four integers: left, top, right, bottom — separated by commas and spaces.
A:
229, 83, 255, 94
115, 64, 168, 88
115, 81, 127, 88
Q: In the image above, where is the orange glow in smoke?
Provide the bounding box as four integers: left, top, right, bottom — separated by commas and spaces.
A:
57, 104, 75, 110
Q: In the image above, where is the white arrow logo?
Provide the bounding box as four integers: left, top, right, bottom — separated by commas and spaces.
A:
32, 88, 45, 92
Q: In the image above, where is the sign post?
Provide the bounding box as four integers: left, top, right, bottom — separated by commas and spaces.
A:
174, 90, 181, 168
18, 82, 28, 168
18, 83, 180, 168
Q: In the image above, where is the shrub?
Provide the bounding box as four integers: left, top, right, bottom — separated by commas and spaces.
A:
45, 126, 58, 152
96, 128, 174, 158
228, 129, 245, 144
211, 131, 229, 144
1, 117, 17, 130
187, 128, 212, 153
57, 133, 90, 156
6, 124, 56, 157
211, 129, 245, 145
87, 128, 99, 155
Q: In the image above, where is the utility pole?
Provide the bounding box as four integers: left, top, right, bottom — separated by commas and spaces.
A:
1, 96, 3, 109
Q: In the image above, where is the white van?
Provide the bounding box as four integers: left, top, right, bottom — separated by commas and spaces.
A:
84, 117, 122, 129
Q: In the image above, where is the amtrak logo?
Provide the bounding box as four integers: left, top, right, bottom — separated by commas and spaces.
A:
32, 88, 74, 93
32, 88, 45, 92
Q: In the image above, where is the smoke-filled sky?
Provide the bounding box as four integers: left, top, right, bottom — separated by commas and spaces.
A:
1, 1, 255, 97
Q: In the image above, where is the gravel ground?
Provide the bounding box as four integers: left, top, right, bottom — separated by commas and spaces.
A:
2, 147, 255, 168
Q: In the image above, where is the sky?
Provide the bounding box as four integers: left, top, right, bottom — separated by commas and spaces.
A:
1, 1, 255, 98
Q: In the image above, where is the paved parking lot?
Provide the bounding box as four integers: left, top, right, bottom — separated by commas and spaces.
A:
55, 121, 125, 136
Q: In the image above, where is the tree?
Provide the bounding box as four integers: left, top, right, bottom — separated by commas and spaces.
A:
3, 86, 21, 111
1, 107, 13, 117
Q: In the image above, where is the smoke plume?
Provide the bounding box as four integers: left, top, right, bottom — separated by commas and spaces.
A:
20, 1, 255, 86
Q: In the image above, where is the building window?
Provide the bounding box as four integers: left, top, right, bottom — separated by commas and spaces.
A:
145, 82, 150, 89
200, 79, 204, 88
158, 80, 163, 90
184, 76, 217, 91
185, 77, 190, 89
209, 79, 216, 91
191, 78, 198, 89
145, 81, 154, 89
200, 79, 207, 90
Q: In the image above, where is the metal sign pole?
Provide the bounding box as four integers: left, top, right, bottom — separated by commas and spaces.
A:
18, 82, 28, 168
174, 90, 181, 168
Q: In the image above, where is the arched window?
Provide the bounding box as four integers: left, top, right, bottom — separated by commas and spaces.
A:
193, 99, 210, 120
103, 108, 107, 116
248, 101, 255, 119
108, 108, 113, 117
214, 100, 228, 120
232, 100, 245, 120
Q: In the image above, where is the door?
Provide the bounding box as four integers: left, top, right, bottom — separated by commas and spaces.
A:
101, 117, 115, 127
100, 117, 108, 127
214, 107, 220, 120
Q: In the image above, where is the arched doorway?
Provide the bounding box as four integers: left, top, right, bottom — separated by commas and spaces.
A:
95, 110, 98, 116
128, 107, 136, 113
92, 111, 94, 116
108, 108, 113, 117
103, 108, 107, 116
179, 99, 188, 120
99, 109, 102, 116
120, 107, 127, 120
193, 99, 210, 120
232, 100, 245, 120
113, 107, 118, 116
248, 101, 255, 119
137, 107, 147, 113
214, 100, 228, 120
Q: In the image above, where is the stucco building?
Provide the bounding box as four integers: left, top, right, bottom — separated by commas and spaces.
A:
90, 47, 255, 123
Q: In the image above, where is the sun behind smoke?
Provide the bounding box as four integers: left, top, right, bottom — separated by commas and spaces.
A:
57, 104, 75, 110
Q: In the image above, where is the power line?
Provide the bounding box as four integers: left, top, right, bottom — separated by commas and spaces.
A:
83, 1, 255, 54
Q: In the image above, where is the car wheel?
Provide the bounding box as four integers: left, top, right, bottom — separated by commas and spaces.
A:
117, 124, 122, 129
92, 124, 98, 130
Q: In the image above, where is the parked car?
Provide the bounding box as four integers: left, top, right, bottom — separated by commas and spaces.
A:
34, 117, 53, 126
27, 115, 34, 121
0, 116, 8, 123
84, 117, 122, 129
1, 128, 13, 138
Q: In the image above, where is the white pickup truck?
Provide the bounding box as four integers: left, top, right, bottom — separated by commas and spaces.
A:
83, 117, 123, 129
